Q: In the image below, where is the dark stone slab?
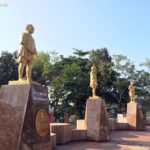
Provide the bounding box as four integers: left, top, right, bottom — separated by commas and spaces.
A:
85, 98, 110, 141
0, 84, 51, 150
127, 102, 145, 130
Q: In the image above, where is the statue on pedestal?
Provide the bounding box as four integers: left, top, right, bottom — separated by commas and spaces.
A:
90, 65, 98, 98
9, 24, 37, 85
128, 81, 136, 102
17, 24, 36, 82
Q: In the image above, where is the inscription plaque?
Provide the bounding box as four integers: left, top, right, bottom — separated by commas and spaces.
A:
35, 109, 49, 137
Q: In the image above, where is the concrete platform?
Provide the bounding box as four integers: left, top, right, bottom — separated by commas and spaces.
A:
56, 126, 150, 150
50, 123, 71, 144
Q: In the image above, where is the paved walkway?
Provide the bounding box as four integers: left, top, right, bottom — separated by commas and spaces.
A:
56, 126, 150, 150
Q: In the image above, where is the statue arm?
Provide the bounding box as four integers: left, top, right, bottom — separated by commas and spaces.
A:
19, 33, 30, 52
20, 33, 36, 54
20, 42, 29, 52
20, 42, 36, 55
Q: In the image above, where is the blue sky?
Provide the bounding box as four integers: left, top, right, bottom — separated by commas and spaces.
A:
0, 0, 150, 67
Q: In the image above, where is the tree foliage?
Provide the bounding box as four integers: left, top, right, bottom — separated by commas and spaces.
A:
0, 49, 150, 119
49, 51, 90, 119
0, 51, 18, 86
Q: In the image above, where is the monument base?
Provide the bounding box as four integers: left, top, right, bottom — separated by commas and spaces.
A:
0, 84, 51, 150
50, 123, 71, 144
127, 101, 145, 130
85, 97, 110, 141
8, 79, 40, 85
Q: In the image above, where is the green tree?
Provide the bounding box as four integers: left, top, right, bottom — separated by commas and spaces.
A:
113, 55, 135, 79
89, 48, 117, 102
111, 54, 136, 113
49, 48, 119, 119
32, 51, 59, 85
49, 50, 90, 119
136, 60, 150, 115
0, 51, 18, 86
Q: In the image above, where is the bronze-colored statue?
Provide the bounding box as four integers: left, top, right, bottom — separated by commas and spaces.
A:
90, 65, 98, 97
128, 81, 136, 102
17, 24, 36, 82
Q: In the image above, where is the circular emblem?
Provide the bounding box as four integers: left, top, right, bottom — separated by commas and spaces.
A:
35, 109, 49, 137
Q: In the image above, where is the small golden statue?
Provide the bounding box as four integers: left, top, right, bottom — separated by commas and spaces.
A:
90, 65, 98, 98
9, 24, 37, 85
128, 81, 136, 102
17, 24, 36, 82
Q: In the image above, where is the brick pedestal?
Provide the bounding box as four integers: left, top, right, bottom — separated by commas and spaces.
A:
85, 97, 110, 141
50, 123, 71, 144
127, 102, 145, 130
0, 84, 51, 150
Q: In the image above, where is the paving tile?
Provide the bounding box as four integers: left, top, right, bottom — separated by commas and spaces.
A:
56, 126, 150, 150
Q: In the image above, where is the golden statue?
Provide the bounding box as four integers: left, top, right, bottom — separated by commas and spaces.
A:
90, 65, 98, 97
9, 24, 37, 85
128, 81, 136, 102
17, 24, 36, 82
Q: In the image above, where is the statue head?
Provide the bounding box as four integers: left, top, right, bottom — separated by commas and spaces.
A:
91, 65, 97, 72
25, 24, 34, 34
130, 80, 134, 86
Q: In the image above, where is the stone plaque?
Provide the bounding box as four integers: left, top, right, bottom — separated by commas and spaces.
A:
35, 109, 49, 137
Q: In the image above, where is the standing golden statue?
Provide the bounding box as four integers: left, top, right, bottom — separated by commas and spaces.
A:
9, 24, 37, 85
128, 81, 136, 102
17, 24, 36, 82
90, 65, 98, 97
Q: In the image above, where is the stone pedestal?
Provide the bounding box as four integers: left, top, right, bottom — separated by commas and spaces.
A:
127, 101, 145, 130
108, 118, 118, 131
77, 120, 86, 130
50, 133, 56, 149
71, 129, 87, 141
0, 84, 51, 150
85, 98, 110, 141
117, 114, 127, 123
117, 114, 129, 130
50, 123, 71, 144
145, 117, 150, 125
